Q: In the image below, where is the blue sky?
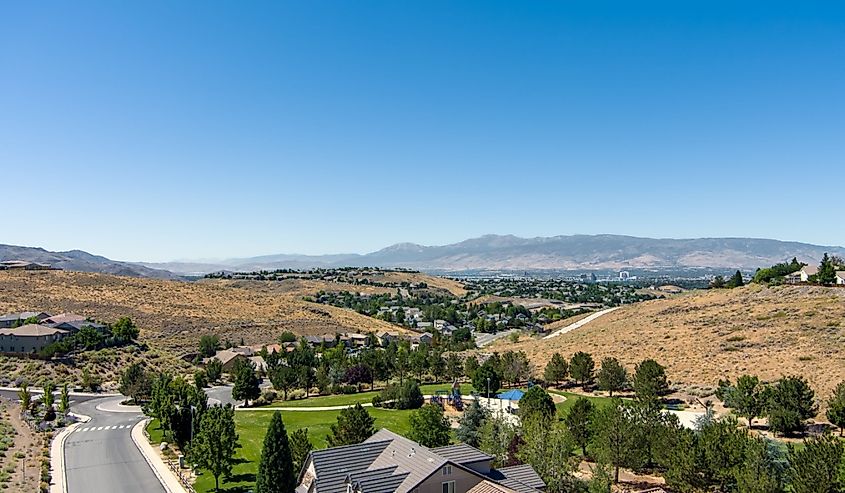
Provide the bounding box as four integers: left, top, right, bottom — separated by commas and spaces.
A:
1, 1, 843, 262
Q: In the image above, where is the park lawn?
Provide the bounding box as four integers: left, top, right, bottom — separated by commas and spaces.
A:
550, 391, 614, 417
254, 382, 475, 409
193, 407, 415, 493
146, 418, 165, 445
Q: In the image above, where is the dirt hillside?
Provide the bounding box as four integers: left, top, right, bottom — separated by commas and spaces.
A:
0, 270, 406, 354
498, 284, 845, 401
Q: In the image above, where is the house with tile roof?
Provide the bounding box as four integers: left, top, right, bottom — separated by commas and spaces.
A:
0, 324, 69, 353
297, 429, 544, 493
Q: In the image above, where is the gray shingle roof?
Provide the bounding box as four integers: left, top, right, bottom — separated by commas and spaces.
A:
495, 464, 546, 491
308, 437, 398, 493
0, 324, 69, 337
432, 444, 493, 465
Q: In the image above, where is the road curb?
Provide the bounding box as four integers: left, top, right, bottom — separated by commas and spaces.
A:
130, 419, 189, 493
50, 412, 89, 493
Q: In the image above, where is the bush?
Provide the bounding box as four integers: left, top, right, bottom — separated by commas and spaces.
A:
288, 389, 307, 401
379, 381, 423, 410
331, 385, 358, 395
371, 395, 383, 407
261, 390, 278, 402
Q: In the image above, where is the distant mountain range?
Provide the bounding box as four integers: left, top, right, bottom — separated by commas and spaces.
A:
4, 235, 844, 278
138, 235, 845, 275
0, 244, 180, 279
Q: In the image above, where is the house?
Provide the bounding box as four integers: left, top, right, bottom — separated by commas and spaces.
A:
377, 331, 400, 347
296, 428, 544, 493
0, 324, 69, 353
0, 260, 56, 270
205, 349, 249, 372
0, 311, 51, 329
837, 271, 845, 285
42, 313, 88, 325
785, 265, 818, 284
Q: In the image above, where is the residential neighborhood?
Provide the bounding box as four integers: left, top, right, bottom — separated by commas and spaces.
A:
0, 311, 104, 353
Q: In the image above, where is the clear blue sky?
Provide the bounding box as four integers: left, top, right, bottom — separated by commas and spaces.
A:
1, 1, 843, 262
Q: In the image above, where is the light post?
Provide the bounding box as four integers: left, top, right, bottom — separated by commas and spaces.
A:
486, 377, 490, 409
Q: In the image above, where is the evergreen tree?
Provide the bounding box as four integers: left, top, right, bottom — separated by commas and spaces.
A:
456, 399, 489, 448
231, 358, 261, 407
590, 399, 642, 483
18, 384, 30, 414
633, 359, 669, 401
472, 360, 501, 398
543, 353, 569, 386
59, 383, 70, 414
787, 433, 843, 493
570, 352, 595, 388
596, 357, 627, 397
727, 270, 745, 288
327, 403, 375, 446
518, 386, 556, 422
826, 381, 845, 436
518, 415, 578, 492
817, 253, 837, 285
193, 404, 239, 493
735, 437, 785, 493
408, 404, 451, 448
479, 415, 518, 467
565, 397, 594, 457
289, 428, 312, 476
255, 411, 295, 493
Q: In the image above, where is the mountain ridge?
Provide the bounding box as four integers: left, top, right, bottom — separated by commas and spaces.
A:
4, 235, 844, 277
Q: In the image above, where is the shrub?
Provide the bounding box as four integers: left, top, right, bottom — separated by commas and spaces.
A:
288, 389, 307, 401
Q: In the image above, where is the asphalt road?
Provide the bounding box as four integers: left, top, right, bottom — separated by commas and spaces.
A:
0, 389, 165, 493
63, 397, 165, 493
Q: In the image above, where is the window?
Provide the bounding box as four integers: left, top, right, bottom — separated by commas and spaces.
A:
441, 481, 455, 493
442, 465, 452, 476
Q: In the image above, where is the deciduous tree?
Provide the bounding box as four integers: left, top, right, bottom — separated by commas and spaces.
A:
409, 404, 451, 447
193, 404, 239, 493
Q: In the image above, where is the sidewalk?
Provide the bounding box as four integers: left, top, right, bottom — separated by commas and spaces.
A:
130, 419, 191, 493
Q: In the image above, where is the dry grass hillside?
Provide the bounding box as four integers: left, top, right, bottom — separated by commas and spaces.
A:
497, 284, 845, 401
0, 270, 406, 355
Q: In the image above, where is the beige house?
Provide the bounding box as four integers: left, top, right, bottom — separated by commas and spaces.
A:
0, 324, 69, 353
297, 428, 544, 493
785, 265, 818, 284
837, 271, 845, 285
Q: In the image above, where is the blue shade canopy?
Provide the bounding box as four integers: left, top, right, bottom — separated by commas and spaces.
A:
497, 389, 525, 401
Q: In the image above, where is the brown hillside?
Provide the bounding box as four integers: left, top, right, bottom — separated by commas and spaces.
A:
0, 270, 406, 354
499, 284, 845, 401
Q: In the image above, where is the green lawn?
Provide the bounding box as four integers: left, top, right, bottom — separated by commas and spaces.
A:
550, 390, 615, 417
254, 382, 476, 409
193, 408, 415, 493
146, 418, 165, 445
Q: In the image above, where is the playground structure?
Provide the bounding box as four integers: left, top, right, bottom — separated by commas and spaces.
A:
429, 380, 464, 411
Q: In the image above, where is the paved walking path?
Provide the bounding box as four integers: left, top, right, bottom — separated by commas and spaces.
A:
543, 307, 620, 339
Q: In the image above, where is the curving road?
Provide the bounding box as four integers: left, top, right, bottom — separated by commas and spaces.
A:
0, 389, 164, 493
62, 397, 165, 493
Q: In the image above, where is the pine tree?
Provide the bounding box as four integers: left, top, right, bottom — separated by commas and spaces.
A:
817, 253, 837, 285
255, 411, 295, 493
565, 397, 595, 457
543, 353, 569, 386
456, 399, 489, 448
289, 428, 313, 475
231, 358, 260, 407
633, 359, 669, 401
570, 352, 595, 388
596, 357, 627, 397
825, 381, 845, 436
327, 403, 375, 447
518, 387, 556, 422
727, 270, 744, 288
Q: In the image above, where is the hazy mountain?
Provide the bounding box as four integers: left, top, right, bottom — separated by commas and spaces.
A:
0, 244, 181, 279
142, 234, 845, 274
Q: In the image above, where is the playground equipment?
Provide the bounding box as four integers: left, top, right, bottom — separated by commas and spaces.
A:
447, 380, 463, 411
431, 390, 448, 407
